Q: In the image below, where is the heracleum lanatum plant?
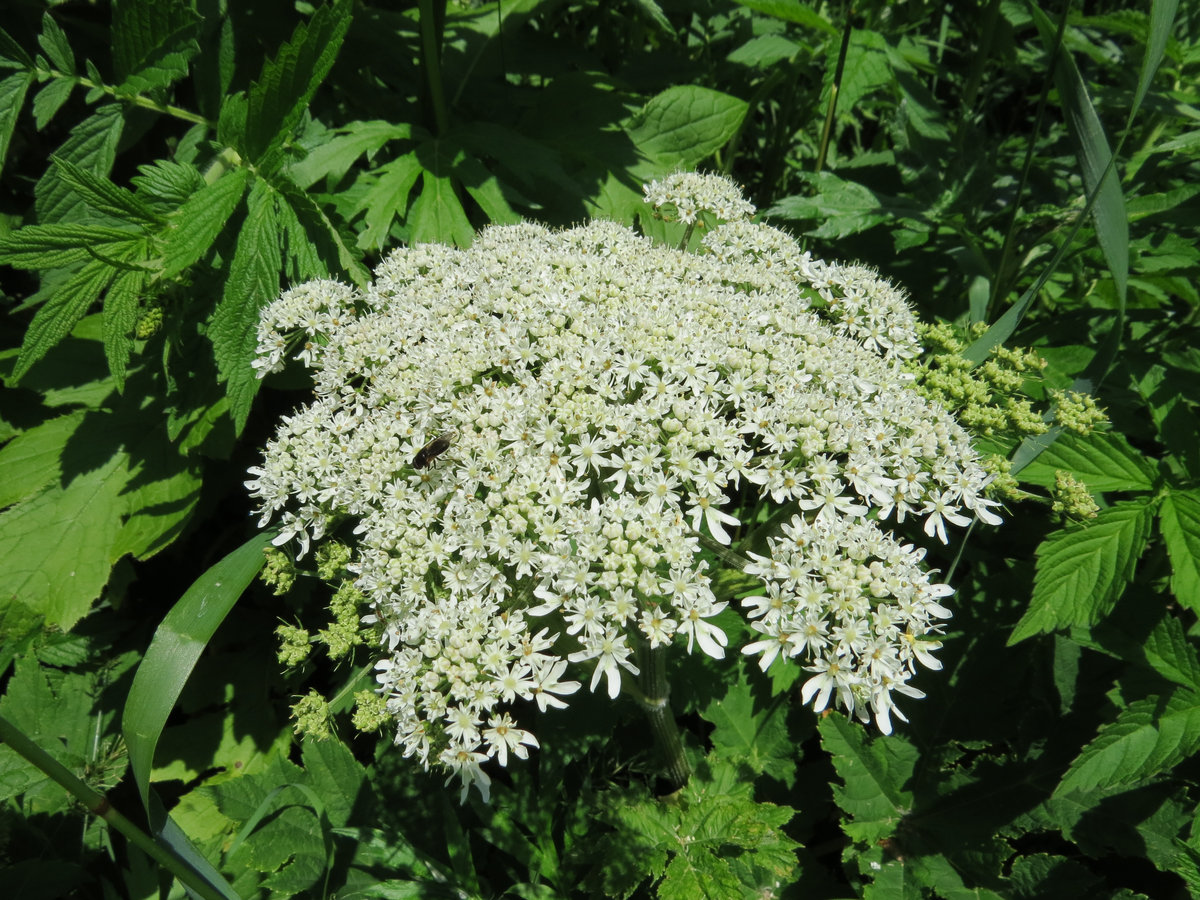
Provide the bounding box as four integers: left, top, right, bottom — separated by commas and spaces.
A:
247, 173, 1004, 802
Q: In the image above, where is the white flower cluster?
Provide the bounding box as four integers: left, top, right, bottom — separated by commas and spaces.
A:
642, 171, 757, 224
247, 176, 1000, 801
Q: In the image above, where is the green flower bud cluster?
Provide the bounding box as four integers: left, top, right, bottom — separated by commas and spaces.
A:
910, 322, 1051, 438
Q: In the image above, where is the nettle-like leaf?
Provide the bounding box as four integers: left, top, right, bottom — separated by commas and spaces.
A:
820, 713, 917, 846
0, 68, 34, 179
35, 103, 125, 224
160, 167, 250, 278
1009, 498, 1156, 644
209, 178, 281, 431
111, 0, 201, 96
1056, 690, 1200, 796
1159, 489, 1200, 611
240, 0, 353, 169
52, 157, 165, 226
1016, 430, 1159, 493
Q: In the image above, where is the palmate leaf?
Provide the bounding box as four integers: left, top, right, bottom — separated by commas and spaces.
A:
820, 714, 917, 845
210, 178, 281, 432
1056, 690, 1200, 796
1009, 499, 1156, 644
410, 169, 475, 248
356, 153, 423, 251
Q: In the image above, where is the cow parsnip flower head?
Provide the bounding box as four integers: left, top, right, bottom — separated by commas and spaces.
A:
248, 175, 1000, 801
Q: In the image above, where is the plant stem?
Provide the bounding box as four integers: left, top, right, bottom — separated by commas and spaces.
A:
630, 638, 690, 790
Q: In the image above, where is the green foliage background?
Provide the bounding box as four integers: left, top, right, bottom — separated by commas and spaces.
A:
1, 0, 1199, 897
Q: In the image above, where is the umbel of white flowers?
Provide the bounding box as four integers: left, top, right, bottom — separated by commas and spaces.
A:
248, 173, 1001, 802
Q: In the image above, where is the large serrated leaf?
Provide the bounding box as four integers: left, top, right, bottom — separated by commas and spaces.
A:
160, 167, 249, 278
0, 411, 86, 509
1016, 430, 1158, 492
627, 85, 749, 168
1160, 490, 1200, 610
269, 172, 368, 285
1009, 499, 1156, 644
13, 259, 114, 382
1056, 691, 1200, 796
819, 714, 916, 844
210, 178, 281, 432
355, 153, 423, 251
0, 444, 126, 630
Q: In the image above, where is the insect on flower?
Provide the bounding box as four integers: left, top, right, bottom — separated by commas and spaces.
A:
412, 432, 455, 469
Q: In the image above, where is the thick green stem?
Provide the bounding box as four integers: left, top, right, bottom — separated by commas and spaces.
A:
630, 638, 690, 790
0, 714, 232, 900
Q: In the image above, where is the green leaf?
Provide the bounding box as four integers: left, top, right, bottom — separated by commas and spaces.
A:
34, 103, 125, 223
210, 178, 280, 432
731, 0, 837, 35
1160, 490, 1200, 611
1141, 613, 1200, 691
242, 0, 353, 166
0, 223, 138, 268
270, 172, 368, 285
31, 76, 73, 130
355, 152, 423, 251
13, 259, 114, 383
130, 159, 205, 204
1028, 2, 1128, 384
0, 26, 34, 68
52, 157, 163, 225
1016, 430, 1159, 492
111, 0, 200, 91
160, 167, 249, 277
1009, 500, 1156, 644
768, 171, 891, 239
701, 681, 795, 783
38, 13, 76, 74
122, 531, 273, 813
1056, 691, 1200, 796
101, 268, 146, 392
457, 155, 520, 226
627, 86, 749, 168
0, 438, 126, 630
819, 714, 916, 844
288, 120, 412, 189
0, 411, 86, 509
0, 70, 33, 181
409, 169, 475, 248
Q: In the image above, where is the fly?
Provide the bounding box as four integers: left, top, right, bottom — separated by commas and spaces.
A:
412, 432, 454, 469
